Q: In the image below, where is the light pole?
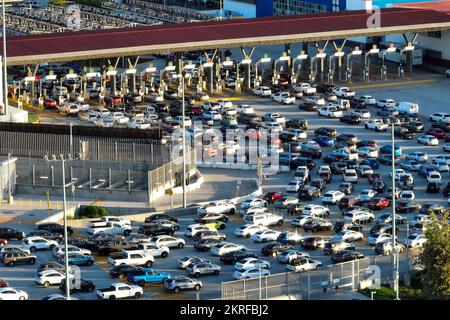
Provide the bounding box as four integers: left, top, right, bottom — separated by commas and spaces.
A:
328, 51, 344, 83
7, 152, 12, 204
363, 47, 379, 81
2, 0, 7, 116
346, 47, 362, 82
39, 73, 57, 98
382, 44, 396, 80
399, 43, 415, 78
69, 122, 73, 156
390, 123, 400, 300
254, 57, 271, 88
291, 52, 308, 85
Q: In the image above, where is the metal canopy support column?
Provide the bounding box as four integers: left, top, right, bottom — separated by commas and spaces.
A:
402, 33, 418, 73
313, 40, 329, 82
107, 57, 120, 95
332, 39, 347, 82
28, 64, 40, 104
241, 46, 255, 89
284, 43, 291, 69
204, 49, 218, 92
127, 56, 140, 93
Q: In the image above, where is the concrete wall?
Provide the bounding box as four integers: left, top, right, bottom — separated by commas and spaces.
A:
0, 107, 29, 123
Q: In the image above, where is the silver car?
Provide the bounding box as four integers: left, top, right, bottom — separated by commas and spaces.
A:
177, 256, 211, 269
186, 262, 221, 277
163, 276, 202, 293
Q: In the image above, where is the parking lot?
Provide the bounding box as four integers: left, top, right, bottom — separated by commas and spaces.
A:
2, 73, 450, 300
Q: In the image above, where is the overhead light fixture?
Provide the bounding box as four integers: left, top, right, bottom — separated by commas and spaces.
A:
125, 69, 137, 74
145, 67, 157, 73
86, 72, 100, 78
278, 56, 290, 62
297, 54, 308, 60
183, 64, 196, 70
164, 66, 176, 72
241, 59, 252, 64
334, 52, 345, 57
352, 50, 362, 55
44, 75, 57, 80
370, 48, 380, 54
316, 53, 327, 59
203, 62, 214, 68
222, 61, 234, 66
106, 70, 118, 76
260, 57, 272, 63
65, 73, 78, 79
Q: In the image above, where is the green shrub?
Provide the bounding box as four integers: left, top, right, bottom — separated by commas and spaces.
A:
78, 205, 109, 219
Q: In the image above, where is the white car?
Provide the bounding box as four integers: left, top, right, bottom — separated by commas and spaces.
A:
358, 189, 377, 202
217, 99, 233, 109
97, 283, 143, 300
262, 112, 286, 124
332, 87, 355, 98
95, 117, 115, 128
52, 245, 92, 258
356, 165, 373, 177
178, 256, 211, 269
343, 210, 375, 223
446, 69, 450, 78
357, 146, 378, 158
286, 258, 322, 272
173, 116, 192, 127
184, 224, 213, 238
322, 191, 345, 204
220, 105, 237, 116
252, 86, 272, 96
202, 102, 221, 111
22, 237, 58, 252
431, 160, 449, 172
302, 204, 330, 217
334, 229, 364, 242
233, 268, 271, 280
433, 155, 450, 165
377, 99, 396, 108
262, 121, 283, 132
197, 201, 236, 215
210, 242, 247, 256
411, 214, 432, 226
406, 152, 428, 163
127, 118, 151, 129
0, 287, 28, 300
286, 180, 303, 192
79, 112, 99, 122
107, 112, 129, 124
429, 112, 450, 123
251, 230, 282, 243
359, 95, 377, 105
34, 270, 66, 287
294, 82, 317, 95
150, 235, 185, 249
418, 135, 439, 146
271, 91, 295, 104
426, 171, 442, 184
390, 168, 406, 179
306, 95, 326, 106
236, 104, 254, 114
404, 233, 427, 248
365, 119, 388, 132
234, 224, 268, 238
203, 111, 222, 121
334, 147, 359, 160
276, 250, 310, 263
317, 106, 343, 118
239, 198, 267, 211
353, 109, 371, 119
135, 243, 170, 258
288, 128, 307, 139
234, 258, 270, 270
368, 232, 392, 245
145, 92, 164, 102
343, 169, 358, 183
291, 215, 318, 227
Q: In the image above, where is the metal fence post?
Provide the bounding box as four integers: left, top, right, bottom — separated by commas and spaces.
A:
51, 166, 54, 189
97, 141, 100, 161
307, 272, 310, 300
151, 144, 154, 163
132, 143, 136, 163
128, 170, 131, 192
89, 168, 92, 192
115, 142, 118, 162
32, 165, 35, 188
109, 169, 112, 191
147, 170, 152, 206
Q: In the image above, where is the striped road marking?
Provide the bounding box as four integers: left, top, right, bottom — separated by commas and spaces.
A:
349, 78, 435, 90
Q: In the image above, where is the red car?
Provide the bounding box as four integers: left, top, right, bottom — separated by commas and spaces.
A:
367, 197, 390, 210
0, 279, 9, 287
190, 105, 203, 116
43, 98, 58, 109
368, 173, 382, 184
104, 95, 122, 106
426, 128, 446, 139
0, 238, 7, 246
263, 191, 283, 204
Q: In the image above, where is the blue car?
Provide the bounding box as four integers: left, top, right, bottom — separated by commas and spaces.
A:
128, 268, 172, 286
418, 165, 435, 178
62, 253, 95, 266
380, 144, 402, 156
314, 135, 335, 147
360, 158, 379, 170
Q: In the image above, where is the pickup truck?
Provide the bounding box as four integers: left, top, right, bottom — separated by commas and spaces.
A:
197, 201, 236, 215
293, 83, 317, 95
57, 103, 79, 116
127, 268, 172, 286
87, 222, 132, 237
87, 216, 131, 229
126, 243, 170, 258
107, 250, 154, 268
97, 283, 143, 300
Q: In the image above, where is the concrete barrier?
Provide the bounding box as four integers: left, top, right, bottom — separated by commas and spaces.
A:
172, 169, 204, 194
35, 205, 79, 225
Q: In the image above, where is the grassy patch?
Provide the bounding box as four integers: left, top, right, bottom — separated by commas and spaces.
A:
359, 283, 424, 300
28, 112, 39, 123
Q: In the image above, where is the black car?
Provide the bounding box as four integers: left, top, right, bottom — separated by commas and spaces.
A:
324, 242, 355, 255
314, 127, 337, 138
431, 121, 450, 132
282, 142, 302, 153
298, 102, 318, 111
394, 127, 415, 140
299, 148, 322, 159
219, 251, 258, 264
36, 223, 73, 236
323, 154, 347, 164
371, 181, 386, 193
280, 132, 298, 143
109, 265, 144, 280
286, 119, 308, 130
138, 223, 175, 237
338, 182, 354, 195
330, 161, 348, 174
59, 279, 95, 293
333, 221, 363, 233
356, 140, 377, 148
0, 227, 26, 240
419, 203, 446, 215
331, 250, 365, 263
28, 230, 63, 242
301, 237, 327, 250
303, 219, 332, 232
298, 186, 321, 200
315, 83, 335, 93
37, 262, 65, 274
309, 178, 326, 191
336, 134, 358, 145
427, 182, 440, 193
396, 201, 422, 213
261, 243, 293, 257
67, 238, 98, 251
290, 157, 316, 170
339, 114, 361, 125
338, 196, 363, 210
144, 214, 178, 224
238, 113, 260, 125
402, 120, 424, 133
370, 224, 399, 235
94, 240, 137, 256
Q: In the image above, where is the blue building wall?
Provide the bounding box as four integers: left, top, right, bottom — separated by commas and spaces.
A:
256, 0, 274, 17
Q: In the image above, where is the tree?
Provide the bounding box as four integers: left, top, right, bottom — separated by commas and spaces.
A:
419, 212, 450, 298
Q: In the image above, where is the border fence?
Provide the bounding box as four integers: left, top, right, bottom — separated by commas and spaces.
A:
221, 255, 409, 300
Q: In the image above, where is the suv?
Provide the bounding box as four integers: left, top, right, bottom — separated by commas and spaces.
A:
138, 223, 175, 237
323, 241, 355, 255
298, 186, 321, 200
374, 241, 405, 256
36, 223, 73, 236
163, 276, 202, 293
333, 221, 363, 233
1, 252, 37, 266
0, 228, 26, 240
343, 211, 375, 224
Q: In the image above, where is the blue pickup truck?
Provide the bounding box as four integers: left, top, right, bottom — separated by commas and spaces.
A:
127, 268, 171, 286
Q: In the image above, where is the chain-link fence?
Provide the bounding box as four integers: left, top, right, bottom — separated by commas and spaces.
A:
221, 255, 410, 300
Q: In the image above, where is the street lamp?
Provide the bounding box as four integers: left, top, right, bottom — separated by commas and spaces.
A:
382, 44, 396, 79
346, 48, 362, 82
291, 53, 308, 85
273, 55, 290, 85
364, 47, 380, 81
390, 124, 400, 300
399, 43, 415, 77
328, 51, 344, 83
254, 57, 271, 88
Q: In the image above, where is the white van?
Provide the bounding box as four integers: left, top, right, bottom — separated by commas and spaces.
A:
396, 102, 419, 115
243, 213, 283, 227
343, 211, 374, 223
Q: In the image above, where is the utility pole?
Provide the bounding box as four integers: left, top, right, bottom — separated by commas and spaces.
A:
2, 0, 8, 117
181, 72, 187, 208
391, 123, 400, 300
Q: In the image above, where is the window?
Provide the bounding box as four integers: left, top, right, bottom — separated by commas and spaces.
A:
427, 31, 441, 38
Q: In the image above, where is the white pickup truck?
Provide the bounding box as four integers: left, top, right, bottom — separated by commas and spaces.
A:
97, 283, 143, 300
293, 83, 317, 95
197, 201, 236, 215
87, 222, 132, 237
126, 243, 170, 258
107, 250, 155, 267
87, 216, 131, 229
